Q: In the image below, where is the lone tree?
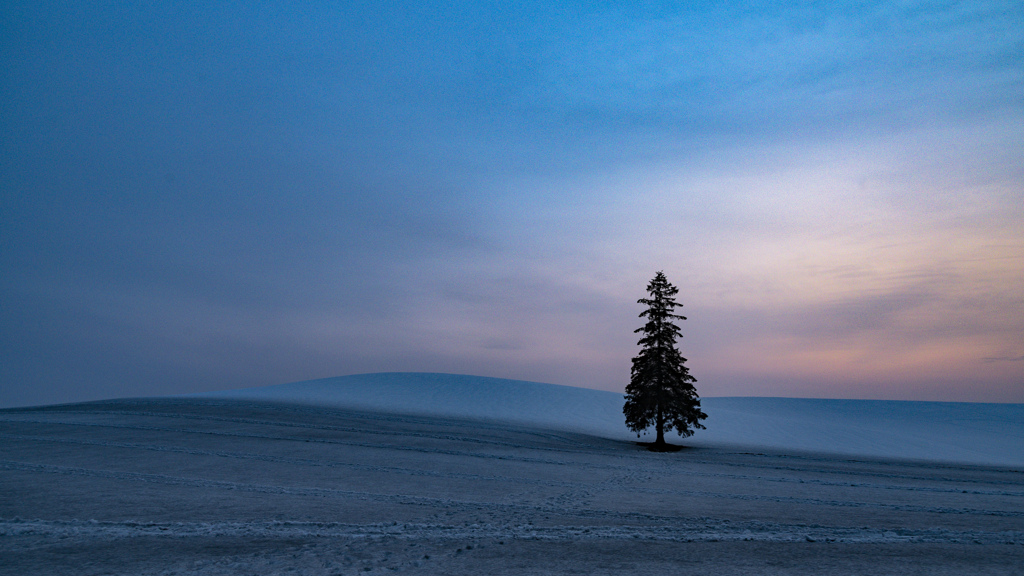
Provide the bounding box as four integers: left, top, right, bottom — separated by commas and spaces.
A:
624, 271, 707, 450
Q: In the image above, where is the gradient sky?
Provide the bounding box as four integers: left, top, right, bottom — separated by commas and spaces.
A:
2, 0, 1022, 408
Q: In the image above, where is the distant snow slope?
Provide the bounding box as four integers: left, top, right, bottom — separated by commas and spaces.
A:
196, 373, 1024, 467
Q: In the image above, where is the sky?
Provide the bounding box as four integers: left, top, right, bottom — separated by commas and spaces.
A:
2, 0, 1022, 408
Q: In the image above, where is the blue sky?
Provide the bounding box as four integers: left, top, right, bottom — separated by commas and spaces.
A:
2, 0, 1022, 407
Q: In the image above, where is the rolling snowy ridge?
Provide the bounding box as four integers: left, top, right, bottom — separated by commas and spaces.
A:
195, 372, 1024, 467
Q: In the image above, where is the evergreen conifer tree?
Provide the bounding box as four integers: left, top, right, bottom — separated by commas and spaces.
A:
624, 271, 707, 450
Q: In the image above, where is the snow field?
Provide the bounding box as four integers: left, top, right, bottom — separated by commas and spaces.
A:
2, 397, 1022, 575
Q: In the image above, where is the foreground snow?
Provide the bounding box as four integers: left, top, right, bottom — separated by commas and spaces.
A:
196, 372, 1024, 467
2, 398, 1021, 575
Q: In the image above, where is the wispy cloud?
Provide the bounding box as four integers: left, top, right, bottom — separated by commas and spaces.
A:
983, 355, 1024, 363
526, 1, 1024, 137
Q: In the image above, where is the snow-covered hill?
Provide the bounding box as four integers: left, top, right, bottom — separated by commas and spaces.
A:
195, 373, 1024, 467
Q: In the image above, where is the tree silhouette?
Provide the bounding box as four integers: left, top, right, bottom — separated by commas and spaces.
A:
624, 271, 707, 450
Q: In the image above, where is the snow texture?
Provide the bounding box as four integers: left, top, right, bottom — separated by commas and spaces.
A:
195, 372, 1024, 467
3, 373, 1022, 575
3, 398, 1023, 575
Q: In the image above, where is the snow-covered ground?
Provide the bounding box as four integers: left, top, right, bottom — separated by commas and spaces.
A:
2, 373, 1022, 575
196, 372, 1024, 467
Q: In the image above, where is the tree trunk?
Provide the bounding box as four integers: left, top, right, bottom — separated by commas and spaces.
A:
655, 404, 665, 448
